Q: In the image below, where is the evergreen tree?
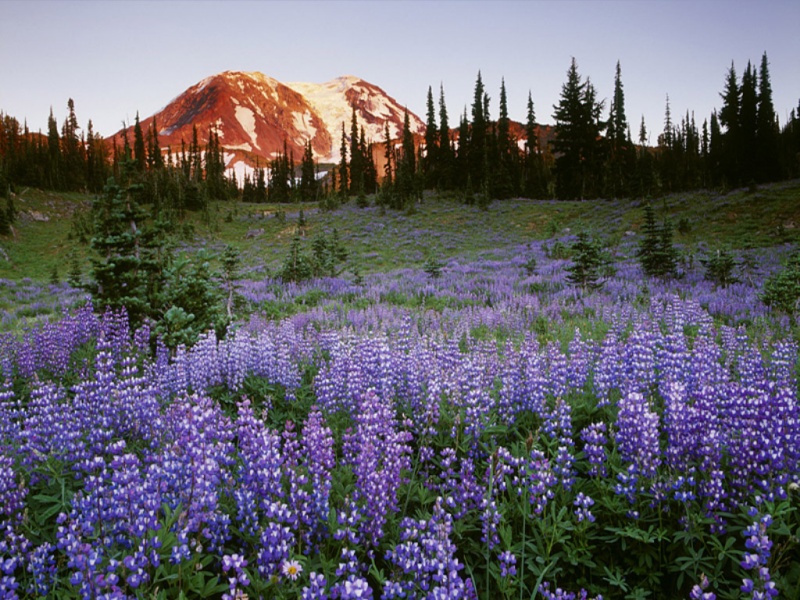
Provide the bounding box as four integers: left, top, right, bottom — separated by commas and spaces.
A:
552, 58, 605, 199
522, 92, 545, 198
349, 107, 363, 195
338, 122, 348, 197
299, 140, 318, 201
89, 172, 164, 326
468, 72, 487, 191
147, 116, 163, 170
438, 83, 453, 190
85, 119, 108, 193
606, 61, 630, 196
46, 108, 61, 189
566, 230, 606, 290
719, 62, 741, 186
739, 61, 758, 183
394, 109, 417, 207
133, 112, 147, 172
456, 108, 470, 191
383, 121, 393, 184
268, 142, 292, 203
756, 52, 780, 182
637, 204, 678, 278
360, 126, 377, 194
61, 98, 85, 190
494, 77, 517, 199
423, 85, 439, 189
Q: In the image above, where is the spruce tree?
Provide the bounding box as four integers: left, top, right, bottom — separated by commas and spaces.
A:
739, 61, 758, 183
494, 78, 517, 199
394, 109, 416, 208
338, 122, 348, 197
567, 230, 606, 290
133, 112, 147, 172
606, 61, 630, 197
61, 98, 85, 190
468, 72, 487, 191
756, 52, 780, 182
552, 58, 604, 199
637, 204, 678, 278
438, 84, 453, 190
46, 108, 61, 189
299, 140, 318, 201
719, 62, 741, 186
349, 107, 363, 195
423, 85, 439, 189
523, 92, 544, 198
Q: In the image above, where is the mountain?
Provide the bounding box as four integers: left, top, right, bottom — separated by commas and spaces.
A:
108, 71, 425, 178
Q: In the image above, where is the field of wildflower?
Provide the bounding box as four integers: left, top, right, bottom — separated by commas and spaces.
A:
2, 195, 800, 599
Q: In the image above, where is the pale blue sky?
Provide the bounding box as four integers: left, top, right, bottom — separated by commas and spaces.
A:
2, 0, 798, 143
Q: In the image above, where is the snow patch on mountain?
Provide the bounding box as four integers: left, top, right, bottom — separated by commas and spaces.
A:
235, 106, 258, 149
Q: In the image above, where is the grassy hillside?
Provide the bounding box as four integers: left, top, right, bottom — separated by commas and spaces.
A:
1, 180, 799, 283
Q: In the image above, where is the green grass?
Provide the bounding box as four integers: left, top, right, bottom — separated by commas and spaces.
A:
1, 180, 798, 283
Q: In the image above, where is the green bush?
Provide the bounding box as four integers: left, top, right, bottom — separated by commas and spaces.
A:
761, 253, 800, 315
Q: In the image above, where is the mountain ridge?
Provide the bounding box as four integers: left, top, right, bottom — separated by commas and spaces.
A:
108, 70, 426, 178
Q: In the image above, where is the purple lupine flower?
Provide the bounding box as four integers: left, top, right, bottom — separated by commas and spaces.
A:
740, 510, 778, 599
580, 422, 607, 477
615, 391, 661, 480
498, 550, 517, 577
573, 492, 596, 523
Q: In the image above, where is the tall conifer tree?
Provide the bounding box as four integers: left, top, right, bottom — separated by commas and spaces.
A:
438, 84, 453, 190
423, 85, 439, 188
756, 52, 780, 182
719, 62, 741, 185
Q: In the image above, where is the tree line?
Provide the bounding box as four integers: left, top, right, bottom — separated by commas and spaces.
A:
2, 52, 799, 209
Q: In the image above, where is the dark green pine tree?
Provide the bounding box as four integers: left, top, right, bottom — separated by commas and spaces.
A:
147, 117, 163, 171
606, 61, 630, 197
756, 52, 780, 182
359, 126, 377, 194
637, 204, 677, 278
522, 91, 544, 198
61, 98, 85, 190
85, 119, 108, 193
718, 62, 741, 186
423, 85, 439, 189
494, 77, 517, 199
438, 84, 453, 190
268, 141, 292, 203
567, 230, 606, 290
658, 95, 682, 193
89, 171, 163, 327
338, 122, 348, 197
349, 107, 363, 195
394, 109, 417, 208
46, 108, 61, 189
551, 58, 605, 199
456, 108, 470, 192
739, 61, 758, 183
255, 165, 267, 202
468, 72, 487, 191
299, 140, 318, 201
708, 110, 723, 185
133, 112, 147, 172
382, 121, 393, 185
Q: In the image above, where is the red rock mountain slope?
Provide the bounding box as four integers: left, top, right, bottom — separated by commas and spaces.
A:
108, 71, 426, 175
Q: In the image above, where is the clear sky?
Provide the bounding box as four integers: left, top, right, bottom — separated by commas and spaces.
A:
2, 0, 798, 143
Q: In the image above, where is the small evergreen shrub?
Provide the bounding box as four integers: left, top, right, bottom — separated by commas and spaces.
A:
702, 248, 739, 288
566, 231, 606, 290
637, 204, 678, 278
761, 253, 800, 315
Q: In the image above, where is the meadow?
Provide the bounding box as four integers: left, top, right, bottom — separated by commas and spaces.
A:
1, 182, 799, 599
